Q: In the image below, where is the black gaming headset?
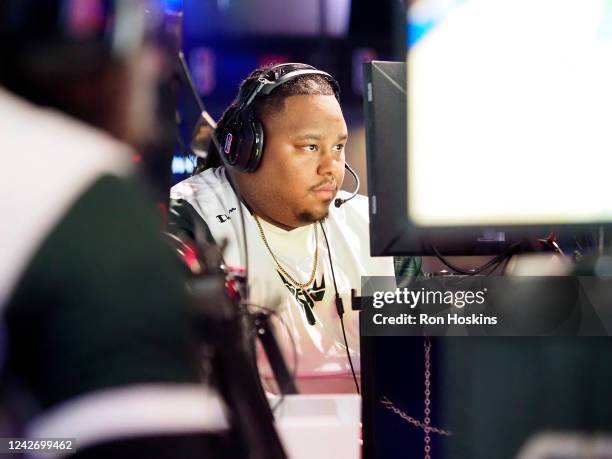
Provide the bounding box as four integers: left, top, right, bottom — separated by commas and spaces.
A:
218, 63, 341, 173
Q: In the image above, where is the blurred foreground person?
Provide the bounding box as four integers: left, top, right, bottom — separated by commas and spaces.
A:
0, 1, 233, 457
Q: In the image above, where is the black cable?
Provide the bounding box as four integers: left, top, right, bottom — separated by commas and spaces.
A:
188, 130, 251, 302
497, 253, 513, 275
244, 303, 299, 413
174, 52, 305, 445
480, 256, 506, 276
319, 221, 360, 395
182, 63, 251, 301
232, 182, 251, 302
339, 317, 359, 394
431, 243, 521, 276
178, 51, 205, 114
476, 250, 513, 277
432, 246, 499, 275
175, 130, 187, 154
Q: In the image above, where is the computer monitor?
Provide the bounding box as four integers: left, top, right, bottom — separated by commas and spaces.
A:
364, 59, 606, 256
365, 60, 530, 255
408, 0, 612, 229
365, 1, 612, 256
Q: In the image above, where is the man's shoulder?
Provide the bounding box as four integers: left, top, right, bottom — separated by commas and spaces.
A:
170, 167, 229, 201
169, 167, 238, 233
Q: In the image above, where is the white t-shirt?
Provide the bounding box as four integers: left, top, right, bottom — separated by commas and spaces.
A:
171, 167, 396, 391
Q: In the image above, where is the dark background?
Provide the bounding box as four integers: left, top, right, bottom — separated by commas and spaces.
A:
171, 0, 406, 192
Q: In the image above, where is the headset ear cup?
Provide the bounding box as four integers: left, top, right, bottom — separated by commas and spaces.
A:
235, 115, 253, 172
227, 107, 264, 173
245, 118, 264, 172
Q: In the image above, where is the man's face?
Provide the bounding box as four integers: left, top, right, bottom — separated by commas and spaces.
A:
234, 94, 347, 230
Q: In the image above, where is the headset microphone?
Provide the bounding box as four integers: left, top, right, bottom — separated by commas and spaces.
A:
334, 163, 360, 208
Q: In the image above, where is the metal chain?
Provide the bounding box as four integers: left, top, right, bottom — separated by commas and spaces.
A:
380, 397, 451, 436
253, 214, 318, 289
380, 338, 451, 459
424, 337, 432, 459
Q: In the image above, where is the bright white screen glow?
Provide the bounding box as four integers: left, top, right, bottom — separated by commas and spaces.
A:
408, 0, 612, 226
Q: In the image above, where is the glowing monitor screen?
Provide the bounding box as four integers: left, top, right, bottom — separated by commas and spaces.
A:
408, 0, 612, 227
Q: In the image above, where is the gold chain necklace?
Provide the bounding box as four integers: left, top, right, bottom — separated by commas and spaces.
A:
253, 215, 318, 289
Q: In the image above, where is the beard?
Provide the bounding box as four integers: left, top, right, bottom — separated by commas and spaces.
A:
297, 208, 329, 223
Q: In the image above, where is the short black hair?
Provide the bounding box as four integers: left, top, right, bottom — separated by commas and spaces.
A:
198, 63, 339, 172
243, 64, 339, 121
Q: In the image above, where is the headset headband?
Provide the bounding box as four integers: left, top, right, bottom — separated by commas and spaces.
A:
240, 63, 339, 110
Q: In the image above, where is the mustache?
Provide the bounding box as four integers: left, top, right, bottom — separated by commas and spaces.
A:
310, 180, 338, 191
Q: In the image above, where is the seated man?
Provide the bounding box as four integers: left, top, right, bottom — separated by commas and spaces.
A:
169, 63, 398, 393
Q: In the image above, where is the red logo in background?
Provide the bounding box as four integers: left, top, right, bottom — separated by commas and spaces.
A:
224, 133, 233, 155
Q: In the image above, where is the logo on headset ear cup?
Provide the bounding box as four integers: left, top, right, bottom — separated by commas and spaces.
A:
223, 133, 233, 155
220, 107, 264, 173
220, 119, 242, 166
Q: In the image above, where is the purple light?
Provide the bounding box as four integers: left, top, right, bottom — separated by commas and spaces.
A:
163, 0, 183, 13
